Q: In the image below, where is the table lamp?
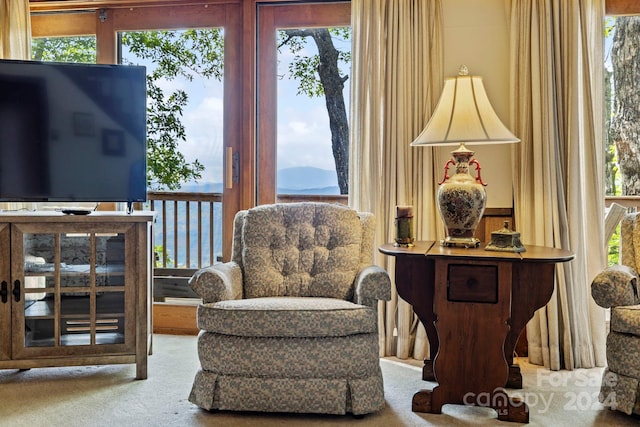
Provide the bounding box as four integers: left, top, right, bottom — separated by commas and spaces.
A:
411, 66, 520, 247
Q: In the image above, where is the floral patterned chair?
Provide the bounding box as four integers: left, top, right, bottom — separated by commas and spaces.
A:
591, 211, 640, 415
188, 202, 391, 416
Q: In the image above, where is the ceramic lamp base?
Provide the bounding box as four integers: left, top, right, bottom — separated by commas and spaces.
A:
436, 145, 486, 248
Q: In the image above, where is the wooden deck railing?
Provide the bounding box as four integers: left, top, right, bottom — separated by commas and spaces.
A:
605, 196, 640, 210
148, 191, 223, 270
147, 192, 347, 269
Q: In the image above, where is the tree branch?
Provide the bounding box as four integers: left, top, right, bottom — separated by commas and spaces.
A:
278, 29, 315, 49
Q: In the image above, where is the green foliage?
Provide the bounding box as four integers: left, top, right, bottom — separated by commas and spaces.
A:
122, 30, 224, 82
288, 54, 322, 97
604, 49, 619, 196
145, 79, 204, 190
279, 27, 350, 98
33, 27, 348, 191
122, 30, 224, 190
32, 37, 96, 63
608, 224, 621, 266
605, 17, 616, 38
154, 244, 174, 267
607, 144, 622, 196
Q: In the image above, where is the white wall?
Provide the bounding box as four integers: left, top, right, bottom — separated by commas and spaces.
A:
440, 0, 513, 208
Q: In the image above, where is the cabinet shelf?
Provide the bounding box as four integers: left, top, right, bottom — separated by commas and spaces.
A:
24, 264, 125, 276
26, 332, 126, 347
24, 293, 125, 318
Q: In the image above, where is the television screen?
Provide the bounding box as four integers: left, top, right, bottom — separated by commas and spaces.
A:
0, 59, 147, 203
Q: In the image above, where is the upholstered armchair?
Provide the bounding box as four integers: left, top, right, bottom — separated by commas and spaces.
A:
188, 202, 391, 415
591, 211, 640, 415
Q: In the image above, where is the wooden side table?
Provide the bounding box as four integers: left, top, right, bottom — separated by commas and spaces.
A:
380, 241, 573, 423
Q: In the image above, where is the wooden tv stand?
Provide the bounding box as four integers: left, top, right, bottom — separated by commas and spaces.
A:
0, 211, 154, 379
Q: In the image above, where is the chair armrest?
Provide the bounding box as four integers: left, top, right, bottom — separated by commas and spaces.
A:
355, 265, 391, 307
591, 265, 640, 308
189, 262, 243, 304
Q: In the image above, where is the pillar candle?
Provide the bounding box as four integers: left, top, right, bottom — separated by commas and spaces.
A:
396, 205, 414, 218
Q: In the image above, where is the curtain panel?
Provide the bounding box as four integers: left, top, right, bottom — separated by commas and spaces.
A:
510, 0, 606, 370
0, 0, 32, 212
0, 0, 31, 60
349, 0, 443, 359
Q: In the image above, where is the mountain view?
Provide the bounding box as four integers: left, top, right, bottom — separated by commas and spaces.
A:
153, 166, 340, 268
276, 167, 339, 194
177, 166, 340, 195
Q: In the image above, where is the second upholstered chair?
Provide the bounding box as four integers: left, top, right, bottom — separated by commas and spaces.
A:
591, 211, 640, 416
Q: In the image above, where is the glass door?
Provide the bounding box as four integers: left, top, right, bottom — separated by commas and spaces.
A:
104, 4, 242, 265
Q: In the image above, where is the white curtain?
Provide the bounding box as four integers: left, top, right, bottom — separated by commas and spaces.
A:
0, 0, 30, 60
349, 0, 444, 358
510, 0, 607, 370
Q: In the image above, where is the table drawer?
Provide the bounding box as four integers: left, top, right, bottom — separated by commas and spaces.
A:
447, 264, 498, 303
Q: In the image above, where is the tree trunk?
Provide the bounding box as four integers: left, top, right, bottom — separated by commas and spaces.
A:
611, 17, 640, 195
310, 29, 349, 195
283, 28, 350, 195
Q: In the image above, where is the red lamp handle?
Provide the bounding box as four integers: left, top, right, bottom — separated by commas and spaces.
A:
469, 159, 487, 186
438, 159, 456, 185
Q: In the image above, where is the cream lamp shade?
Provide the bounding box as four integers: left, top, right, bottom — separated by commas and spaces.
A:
411, 66, 520, 147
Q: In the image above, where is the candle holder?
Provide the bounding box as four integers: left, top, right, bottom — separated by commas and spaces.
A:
394, 206, 415, 247
485, 221, 526, 253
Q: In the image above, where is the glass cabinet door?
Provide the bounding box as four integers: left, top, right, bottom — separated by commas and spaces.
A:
12, 223, 134, 358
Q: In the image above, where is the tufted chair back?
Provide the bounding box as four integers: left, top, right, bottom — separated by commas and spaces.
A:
230, 203, 373, 300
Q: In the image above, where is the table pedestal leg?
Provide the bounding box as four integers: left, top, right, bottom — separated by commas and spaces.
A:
412, 260, 530, 423
507, 364, 523, 389
422, 359, 435, 381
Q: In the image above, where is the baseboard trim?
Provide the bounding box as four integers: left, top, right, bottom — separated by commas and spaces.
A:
153, 302, 198, 335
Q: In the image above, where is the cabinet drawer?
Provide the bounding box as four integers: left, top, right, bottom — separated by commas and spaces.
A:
447, 264, 497, 303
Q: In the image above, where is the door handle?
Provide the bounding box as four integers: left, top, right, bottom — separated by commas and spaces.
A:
0, 281, 7, 304
12, 280, 20, 302
225, 147, 240, 189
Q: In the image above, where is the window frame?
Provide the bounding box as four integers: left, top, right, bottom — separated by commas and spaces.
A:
607, 0, 640, 15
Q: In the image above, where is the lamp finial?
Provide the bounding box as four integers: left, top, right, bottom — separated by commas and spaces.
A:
458, 65, 469, 76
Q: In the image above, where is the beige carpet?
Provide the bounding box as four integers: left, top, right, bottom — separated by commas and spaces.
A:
0, 334, 638, 426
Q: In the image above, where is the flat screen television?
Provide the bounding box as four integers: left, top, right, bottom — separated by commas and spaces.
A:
0, 59, 147, 205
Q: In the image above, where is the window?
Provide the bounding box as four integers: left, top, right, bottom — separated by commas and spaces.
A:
604, 1, 640, 264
